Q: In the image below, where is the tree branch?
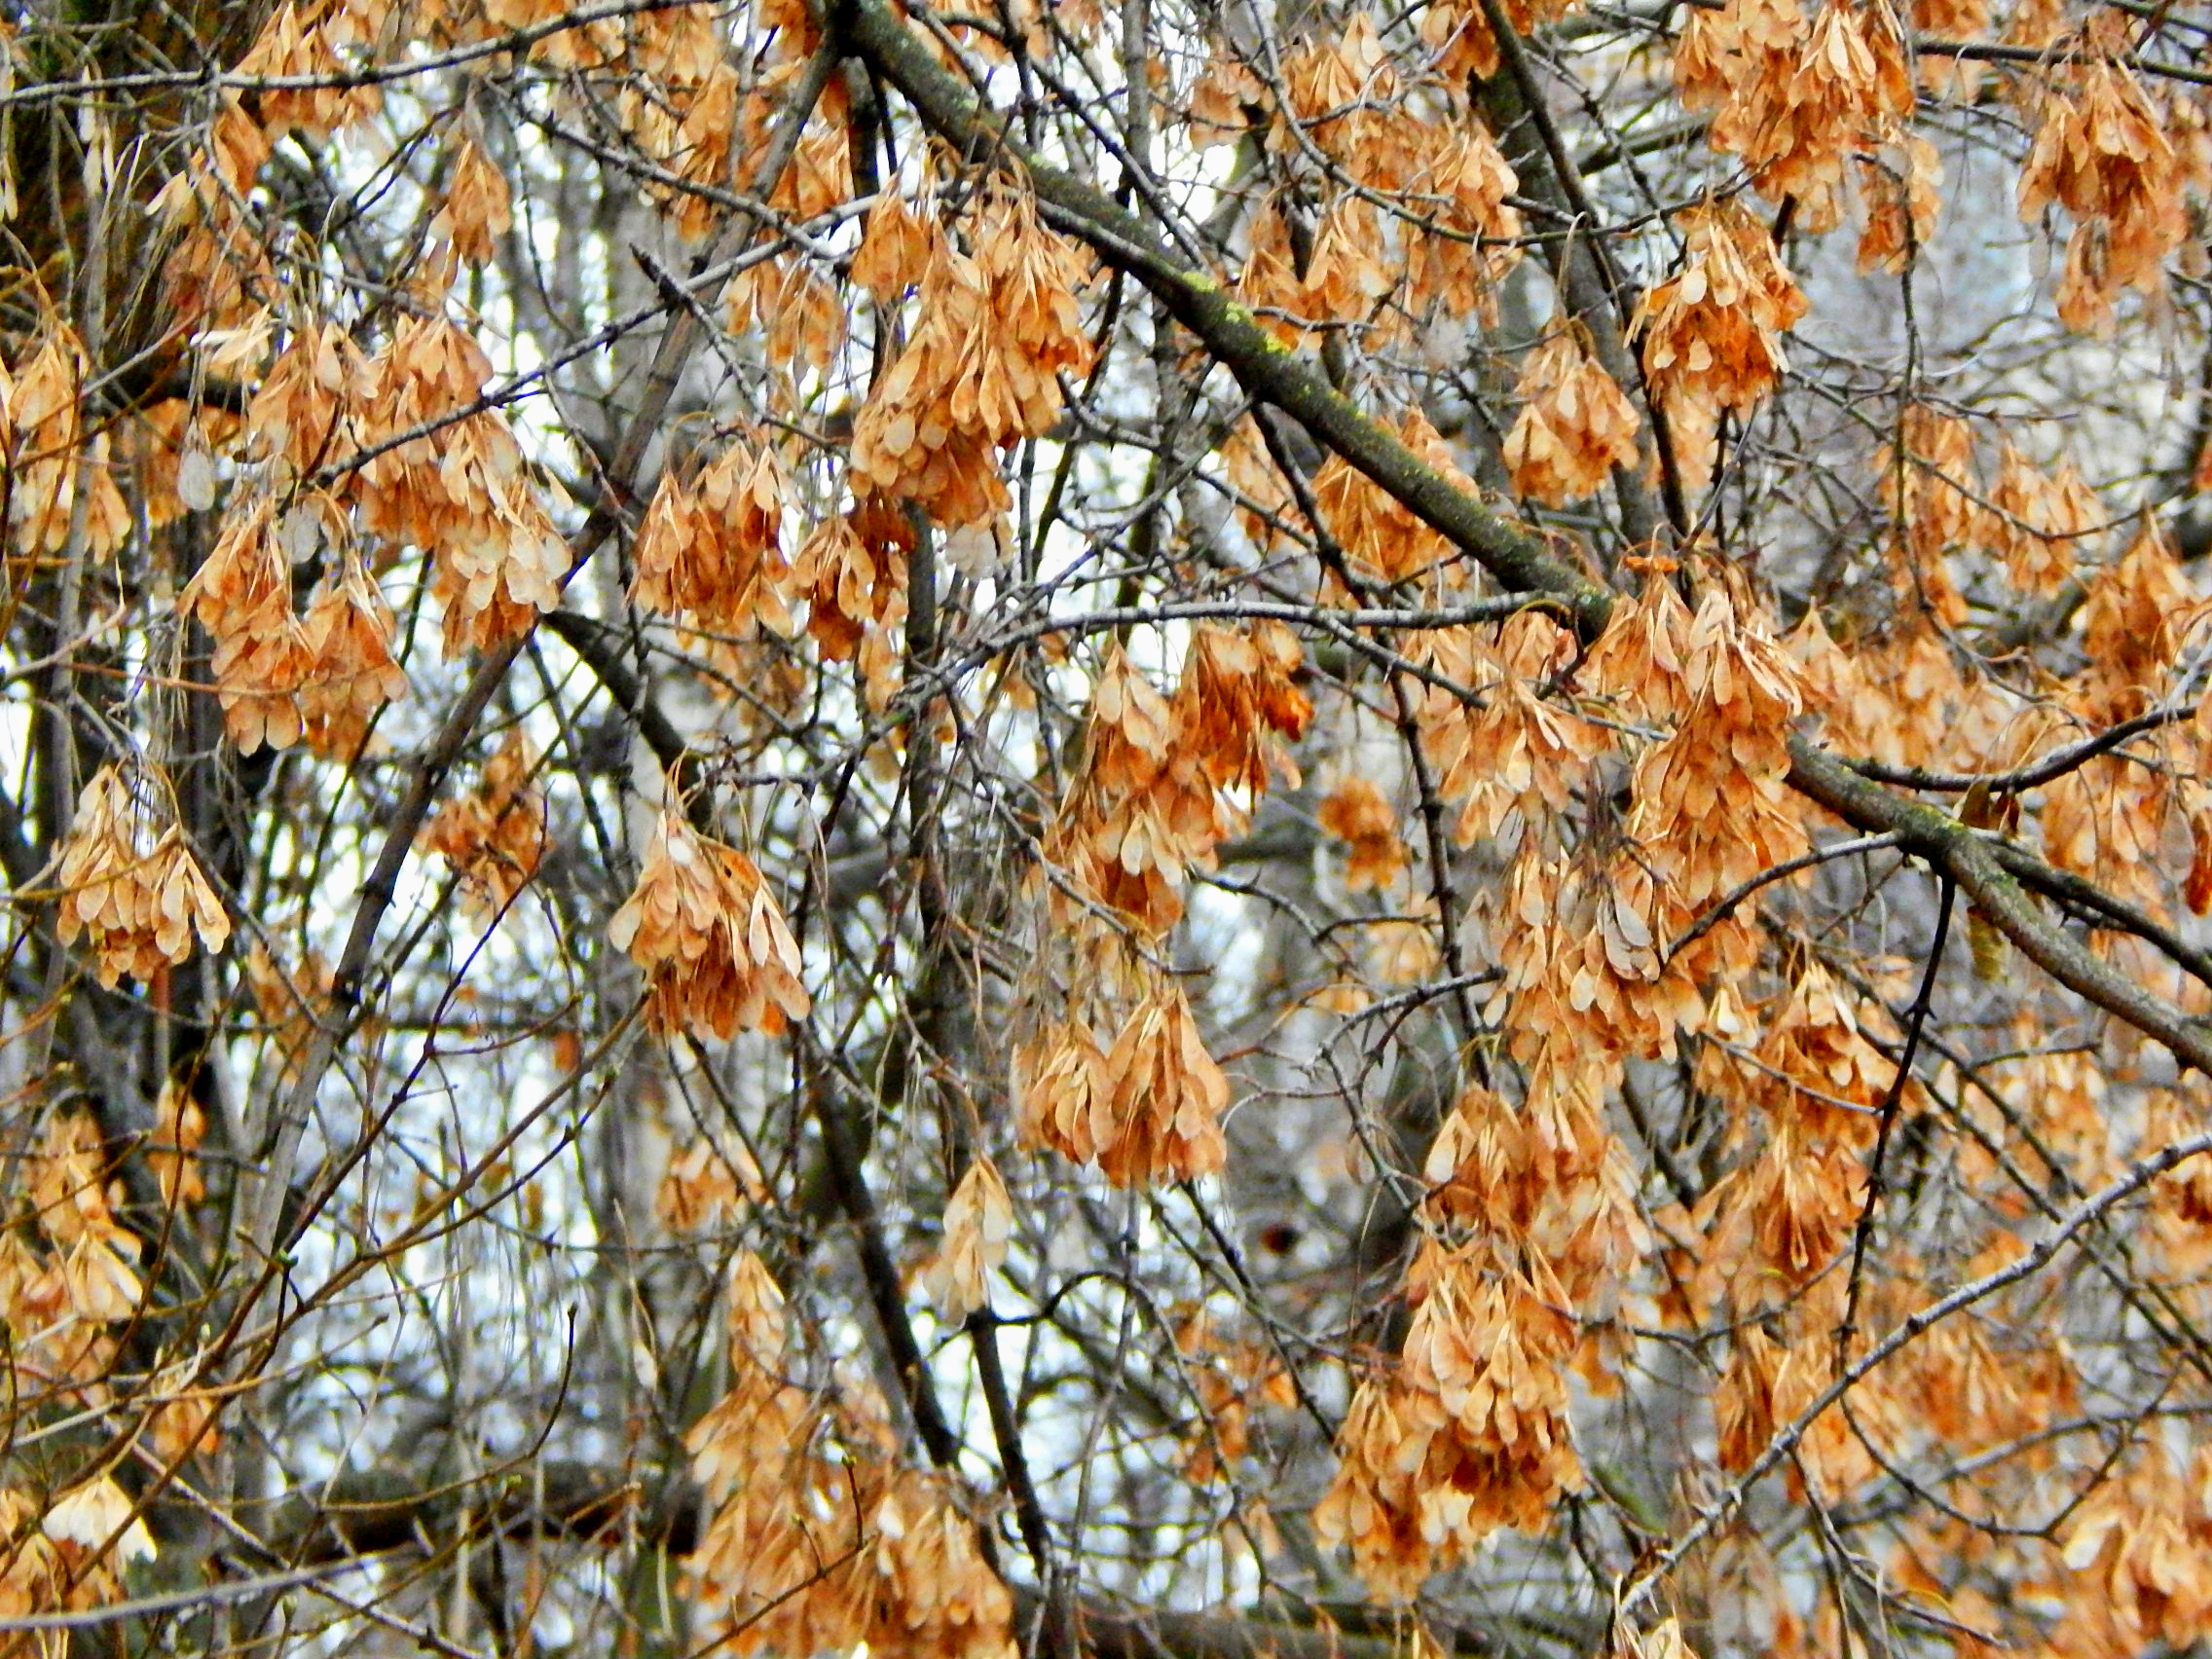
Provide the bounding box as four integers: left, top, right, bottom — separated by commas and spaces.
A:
249, 1463, 1507, 1659
1785, 739, 2212, 1072
828, 0, 1612, 636
837, 0, 2212, 1081
539, 608, 707, 826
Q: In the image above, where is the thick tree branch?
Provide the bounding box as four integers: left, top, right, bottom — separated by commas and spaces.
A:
1785, 739, 2212, 1072
812, 1083, 967, 1469
539, 608, 709, 827
829, 0, 1612, 636
837, 0, 2212, 1081
251, 1464, 1509, 1659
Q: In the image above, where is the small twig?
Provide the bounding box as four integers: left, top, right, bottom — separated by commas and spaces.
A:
1664, 832, 1902, 964
1839, 875, 1954, 1350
